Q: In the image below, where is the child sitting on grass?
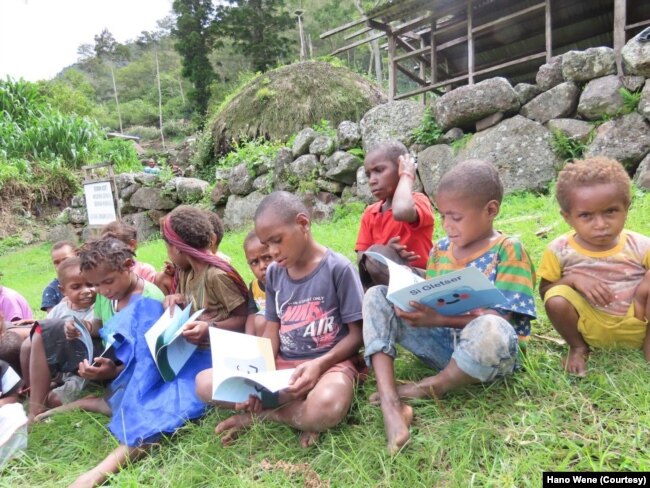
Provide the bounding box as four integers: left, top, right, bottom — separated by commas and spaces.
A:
363, 159, 537, 454
243, 230, 273, 336
539, 157, 650, 376
40, 240, 77, 312
196, 191, 365, 448
27, 257, 96, 422
356, 140, 434, 287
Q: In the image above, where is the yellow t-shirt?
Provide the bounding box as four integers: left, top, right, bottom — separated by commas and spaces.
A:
538, 230, 650, 316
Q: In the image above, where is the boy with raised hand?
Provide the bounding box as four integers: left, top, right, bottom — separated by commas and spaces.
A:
363, 159, 537, 454
539, 157, 650, 376
41, 241, 77, 312
27, 256, 96, 422
356, 140, 434, 287
196, 191, 365, 448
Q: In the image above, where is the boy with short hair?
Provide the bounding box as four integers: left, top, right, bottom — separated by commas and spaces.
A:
41, 240, 76, 312
196, 191, 365, 447
363, 159, 537, 454
27, 256, 97, 421
356, 140, 434, 286
243, 230, 273, 336
539, 157, 650, 376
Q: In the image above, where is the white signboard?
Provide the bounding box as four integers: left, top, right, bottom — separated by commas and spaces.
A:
83, 181, 117, 226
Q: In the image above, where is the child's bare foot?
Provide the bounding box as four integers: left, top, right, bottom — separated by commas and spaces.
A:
563, 347, 589, 376
68, 469, 104, 488
298, 431, 320, 448
215, 413, 254, 446
369, 381, 441, 406
381, 401, 413, 455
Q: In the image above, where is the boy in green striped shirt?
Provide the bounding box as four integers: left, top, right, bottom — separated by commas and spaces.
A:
362, 159, 536, 454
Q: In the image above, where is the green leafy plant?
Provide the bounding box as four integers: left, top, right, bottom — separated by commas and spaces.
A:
410, 107, 443, 146
96, 138, 141, 173
347, 147, 365, 159
550, 129, 593, 162
619, 87, 642, 115
450, 133, 472, 154
215, 138, 283, 178
312, 119, 336, 138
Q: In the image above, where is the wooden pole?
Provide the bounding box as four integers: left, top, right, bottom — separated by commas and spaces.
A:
613, 0, 627, 75
467, 0, 474, 85
388, 34, 397, 101
431, 17, 437, 88
545, 0, 552, 62
420, 35, 427, 104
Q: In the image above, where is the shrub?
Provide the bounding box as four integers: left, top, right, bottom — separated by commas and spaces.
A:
410, 107, 443, 146
215, 138, 283, 177
550, 129, 593, 163
95, 138, 141, 173
619, 87, 642, 115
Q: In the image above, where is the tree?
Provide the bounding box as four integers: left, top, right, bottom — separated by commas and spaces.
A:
94, 29, 130, 132
214, 0, 295, 73
172, 0, 217, 117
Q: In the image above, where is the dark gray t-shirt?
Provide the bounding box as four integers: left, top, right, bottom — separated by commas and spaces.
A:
265, 249, 363, 361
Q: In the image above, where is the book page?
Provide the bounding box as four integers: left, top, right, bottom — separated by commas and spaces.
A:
363, 251, 424, 297
72, 316, 94, 363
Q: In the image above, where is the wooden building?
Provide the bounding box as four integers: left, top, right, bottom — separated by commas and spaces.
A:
321, 0, 650, 101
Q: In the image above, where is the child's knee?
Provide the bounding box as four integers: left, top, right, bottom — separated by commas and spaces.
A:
195, 369, 213, 403
544, 295, 575, 316
307, 382, 352, 427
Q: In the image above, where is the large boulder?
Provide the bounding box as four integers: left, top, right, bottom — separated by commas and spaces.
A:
211, 61, 386, 152
584, 112, 650, 168
547, 119, 594, 144
223, 191, 266, 230
457, 115, 561, 193
561, 47, 616, 82
324, 151, 363, 185
123, 211, 159, 242
433, 77, 519, 131
337, 121, 361, 150
577, 75, 625, 121
536, 56, 564, 91
228, 163, 255, 196
68, 207, 87, 225
622, 31, 650, 77
360, 101, 424, 151
48, 224, 78, 244
273, 147, 294, 183
520, 82, 579, 123
309, 135, 336, 157
513, 83, 541, 105
129, 187, 176, 210
292, 128, 317, 157
639, 80, 650, 121
633, 153, 650, 190
114, 173, 136, 192
289, 154, 320, 181
416, 144, 455, 198
355, 166, 374, 204
210, 180, 230, 205
175, 177, 210, 203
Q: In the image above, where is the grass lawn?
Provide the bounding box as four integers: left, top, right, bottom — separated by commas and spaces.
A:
1, 189, 649, 487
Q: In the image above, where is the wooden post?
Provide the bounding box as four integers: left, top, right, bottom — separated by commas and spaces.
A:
388, 34, 397, 101
420, 35, 427, 104
467, 0, 474, 84
545, 0, 552, 62
430, 18, 437, 86
613, 0, 626, 75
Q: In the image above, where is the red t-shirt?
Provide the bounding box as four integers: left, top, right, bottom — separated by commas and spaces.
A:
355, 192, 434, 269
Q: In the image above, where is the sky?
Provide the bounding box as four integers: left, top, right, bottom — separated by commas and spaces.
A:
0, 0, 174, 81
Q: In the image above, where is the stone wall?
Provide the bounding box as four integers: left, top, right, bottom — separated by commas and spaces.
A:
50, 33, 650, 241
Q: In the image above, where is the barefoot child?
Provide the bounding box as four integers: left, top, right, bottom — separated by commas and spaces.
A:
539, 157, 650, 376
27, 257, 96, 421
356, 140, 434, 287
363, 159, 537, 454
196, 192, 365, 447
243, 230, 273, 336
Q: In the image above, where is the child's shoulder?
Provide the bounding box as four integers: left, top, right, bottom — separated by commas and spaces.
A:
142, 280, 165, 301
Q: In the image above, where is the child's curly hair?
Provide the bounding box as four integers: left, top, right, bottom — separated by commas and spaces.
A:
78, 237, 135, 272
167, 206, 214, 250
556, 157, 631, 212
101, 220, 138, 245
204, 211, 224, 247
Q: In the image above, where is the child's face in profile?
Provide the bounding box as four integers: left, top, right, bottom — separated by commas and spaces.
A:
245, 238, 273, 285
59, 266, 96, 310
255, 212, 309, 270
561, 183, 629, 252
364, 154, 399, 202
164, 241, 191, 270
435, 190, 496, 250
51, 246, 75, 271
82, 263, 134, 301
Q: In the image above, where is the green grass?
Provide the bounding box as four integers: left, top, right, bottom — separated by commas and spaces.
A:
2, 189, 650, 486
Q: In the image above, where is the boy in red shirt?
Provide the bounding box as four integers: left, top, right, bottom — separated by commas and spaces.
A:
355, 140, 434, 286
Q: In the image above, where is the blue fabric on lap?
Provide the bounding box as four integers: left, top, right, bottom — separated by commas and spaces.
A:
106, 297, 211, 447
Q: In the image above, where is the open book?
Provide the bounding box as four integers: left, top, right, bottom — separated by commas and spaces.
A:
364, 251, 507, 315
209, 328, 295, 403
72, 317, 114, 366
145, 304, 203, 382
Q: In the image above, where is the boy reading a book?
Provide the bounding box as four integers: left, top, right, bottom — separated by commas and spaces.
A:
363, 159, 537, 454
27, 257, 97, 421
243, 230, 273, 336
356, 140, 434, 287
539, 157, 650, 376
196, 191, 365, 448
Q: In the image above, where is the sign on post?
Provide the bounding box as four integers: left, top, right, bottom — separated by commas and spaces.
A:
83, 180, 117, 226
